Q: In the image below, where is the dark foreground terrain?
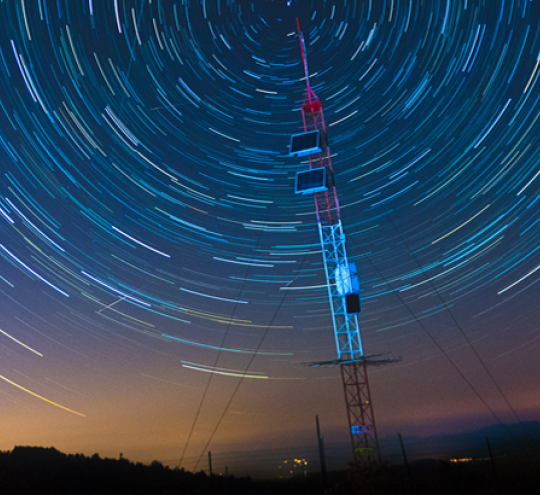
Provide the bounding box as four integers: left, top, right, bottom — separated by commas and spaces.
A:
322, 458, 540, 495
1, 446, 540, 494
0, 446, 305, 495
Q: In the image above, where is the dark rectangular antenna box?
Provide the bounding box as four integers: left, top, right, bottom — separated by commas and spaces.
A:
295, 167, 327, 194
290, 130, 321, 157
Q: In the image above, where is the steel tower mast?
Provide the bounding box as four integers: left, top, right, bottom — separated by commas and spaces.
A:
290, 19, 381, 467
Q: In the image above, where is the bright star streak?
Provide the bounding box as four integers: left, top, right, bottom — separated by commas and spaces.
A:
0, 374, 85, 417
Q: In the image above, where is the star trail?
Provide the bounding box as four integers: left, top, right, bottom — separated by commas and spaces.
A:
0, 0, 539, 463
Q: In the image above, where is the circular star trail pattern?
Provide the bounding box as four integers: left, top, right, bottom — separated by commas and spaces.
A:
0, 0, 539, 460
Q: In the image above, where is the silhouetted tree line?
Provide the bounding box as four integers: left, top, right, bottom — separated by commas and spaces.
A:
0, 446, 260, 495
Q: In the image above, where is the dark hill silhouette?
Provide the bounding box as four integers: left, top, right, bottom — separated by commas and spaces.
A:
0, 446, 314, 495
377, 420, 540, 463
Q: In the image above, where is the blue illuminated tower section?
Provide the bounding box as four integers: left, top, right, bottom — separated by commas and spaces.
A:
291, 19, 381, 466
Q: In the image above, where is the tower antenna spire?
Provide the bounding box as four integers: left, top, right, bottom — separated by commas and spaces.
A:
296, 18, 314, 106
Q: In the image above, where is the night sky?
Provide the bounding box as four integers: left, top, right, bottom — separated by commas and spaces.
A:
0, 0, 539, 466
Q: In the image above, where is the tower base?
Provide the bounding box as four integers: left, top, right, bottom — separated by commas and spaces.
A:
341, 361, 381, 466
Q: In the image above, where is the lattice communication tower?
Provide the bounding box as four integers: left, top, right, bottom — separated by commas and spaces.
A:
289, 18, 381, 466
